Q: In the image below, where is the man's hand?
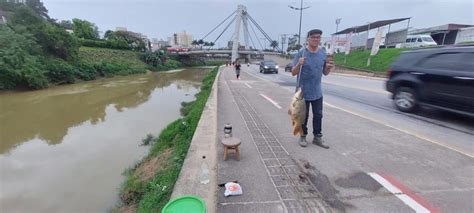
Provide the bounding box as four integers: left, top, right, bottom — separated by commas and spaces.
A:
298, 57, 305, 66
324, 57, 334, 75
291, 57, 305, 76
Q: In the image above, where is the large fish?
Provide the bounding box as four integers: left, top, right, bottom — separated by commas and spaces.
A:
288, 89, 306, 136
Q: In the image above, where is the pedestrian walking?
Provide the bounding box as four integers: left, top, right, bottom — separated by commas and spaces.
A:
234, 60, 241, 79
291, 29, 335, 148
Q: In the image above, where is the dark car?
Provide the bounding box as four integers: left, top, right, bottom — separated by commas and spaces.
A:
259, 60, 279, 74
386, 46, 474, 116
285, 63, 293, 72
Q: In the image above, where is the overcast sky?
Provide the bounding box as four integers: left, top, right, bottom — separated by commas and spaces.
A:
43, 0, 473, 48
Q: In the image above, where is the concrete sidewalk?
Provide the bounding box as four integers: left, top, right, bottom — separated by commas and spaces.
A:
216, 66, 334, 212
172, 64, 472, 212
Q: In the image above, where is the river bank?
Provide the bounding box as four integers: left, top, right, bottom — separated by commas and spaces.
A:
0, 67, 213, 212
115, 67, 219, 212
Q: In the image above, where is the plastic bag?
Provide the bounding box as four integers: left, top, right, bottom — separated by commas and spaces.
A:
224, 182, 243, 197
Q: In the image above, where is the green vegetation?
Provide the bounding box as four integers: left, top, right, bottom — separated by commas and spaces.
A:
1, 1, 224, 90
335, 48, 408, 72
117, 67, 218, 212
79, 47, 148, 76
72, 18, 99, 40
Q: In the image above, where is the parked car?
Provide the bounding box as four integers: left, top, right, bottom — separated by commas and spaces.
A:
401, 34, 438, 48
285, 63, 293, 72
259, 60, 279, 74
386, 46, 474, 116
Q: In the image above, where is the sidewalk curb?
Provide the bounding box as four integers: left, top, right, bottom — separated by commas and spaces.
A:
170, 66, 221, 213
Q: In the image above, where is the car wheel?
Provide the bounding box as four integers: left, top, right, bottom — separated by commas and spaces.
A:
394, 87, 418, 113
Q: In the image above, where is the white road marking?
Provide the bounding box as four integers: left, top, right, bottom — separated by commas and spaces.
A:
324, 102, 473, 158
368, 173, 430, 213
244, 82, 252, 88
260, 93, 282, 109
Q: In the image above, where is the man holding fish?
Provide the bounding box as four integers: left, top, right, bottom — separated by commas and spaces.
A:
289, 29, 335, 148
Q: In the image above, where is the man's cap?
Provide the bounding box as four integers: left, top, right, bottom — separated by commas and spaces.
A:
307, 29, 323, 37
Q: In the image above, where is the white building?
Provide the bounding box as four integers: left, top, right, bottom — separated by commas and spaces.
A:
168, 31, 193, 48
151, 38, 169, 51
116, 27, 127, 32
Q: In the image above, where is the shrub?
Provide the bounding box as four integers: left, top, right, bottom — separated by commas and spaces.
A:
75, 61, 97, 81
44, 58, 75, 84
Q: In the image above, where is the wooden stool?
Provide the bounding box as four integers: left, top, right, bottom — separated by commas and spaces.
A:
221, 137, 241, 161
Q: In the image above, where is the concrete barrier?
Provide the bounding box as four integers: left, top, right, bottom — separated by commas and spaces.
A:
170, 67, 221, 213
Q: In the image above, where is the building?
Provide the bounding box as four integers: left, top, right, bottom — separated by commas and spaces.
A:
116, 27, 127, 32
409, 23, 474, 45
177, 31, 193, 47
150, 38, 169, 51
0, 10, 9, 25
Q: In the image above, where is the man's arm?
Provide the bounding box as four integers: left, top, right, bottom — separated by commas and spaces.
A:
323, 58, 334, 76
291, 63, 302, 76
291, 55, 304, 76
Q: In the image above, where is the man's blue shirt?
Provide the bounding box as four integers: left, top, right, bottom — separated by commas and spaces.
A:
292, 47, 327, 101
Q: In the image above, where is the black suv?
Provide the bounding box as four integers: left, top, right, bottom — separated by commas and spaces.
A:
386, 46, 474, 116
259, 60, 279, 74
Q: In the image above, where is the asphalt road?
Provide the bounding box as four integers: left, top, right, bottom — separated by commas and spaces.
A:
217, 63, 473, 212
246, 63, 474, 157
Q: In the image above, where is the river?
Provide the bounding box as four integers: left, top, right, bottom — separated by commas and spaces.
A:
0, 67, 211, 212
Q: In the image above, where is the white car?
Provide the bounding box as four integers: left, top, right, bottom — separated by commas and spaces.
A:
402, 35, 438, 48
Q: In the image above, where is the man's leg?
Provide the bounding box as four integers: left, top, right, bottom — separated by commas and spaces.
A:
312, 98, 329, 148
311, 98, 323, 136
299, 101, 311, 147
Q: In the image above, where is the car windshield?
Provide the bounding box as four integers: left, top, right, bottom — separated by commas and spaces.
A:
264, 61, 275, 65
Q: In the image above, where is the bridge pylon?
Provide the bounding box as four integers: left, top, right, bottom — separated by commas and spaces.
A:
231, 5, 250, 63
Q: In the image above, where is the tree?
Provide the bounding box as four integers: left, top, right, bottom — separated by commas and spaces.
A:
287, 34, 300, 52
25, 0, 49, 20
104, 30, 114, 40
192, 40, 198, 47
72, 18, 99, 40
0, 25, 48, 89
41, 23, 79, 61
102, 30, 147, 51
10, 6, 79, 61
57, 20, 73, 30
197, 39, 204, 49
270, 40, 279, 51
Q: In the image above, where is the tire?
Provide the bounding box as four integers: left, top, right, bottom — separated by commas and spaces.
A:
394, 87, 418, 113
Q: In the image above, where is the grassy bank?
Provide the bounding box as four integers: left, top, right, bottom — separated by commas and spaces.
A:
116, 67, 219, 212
79, 46, 148, 72
335, 48, 407, 72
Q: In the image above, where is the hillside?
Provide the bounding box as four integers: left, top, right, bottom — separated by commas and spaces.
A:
334, 48, 408, 73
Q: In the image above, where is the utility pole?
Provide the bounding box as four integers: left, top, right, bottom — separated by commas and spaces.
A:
280, 34, 288, 54
288, 0, 311, 46
335, 18, 341, 36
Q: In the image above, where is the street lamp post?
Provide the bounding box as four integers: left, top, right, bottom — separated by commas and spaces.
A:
335, 18, 341, 35
289, 0, 310, 46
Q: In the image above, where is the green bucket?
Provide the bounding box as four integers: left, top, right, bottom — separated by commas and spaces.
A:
162, 195, 206, 213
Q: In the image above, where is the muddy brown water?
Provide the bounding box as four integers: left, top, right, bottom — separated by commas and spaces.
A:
0, 68, 211, 212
